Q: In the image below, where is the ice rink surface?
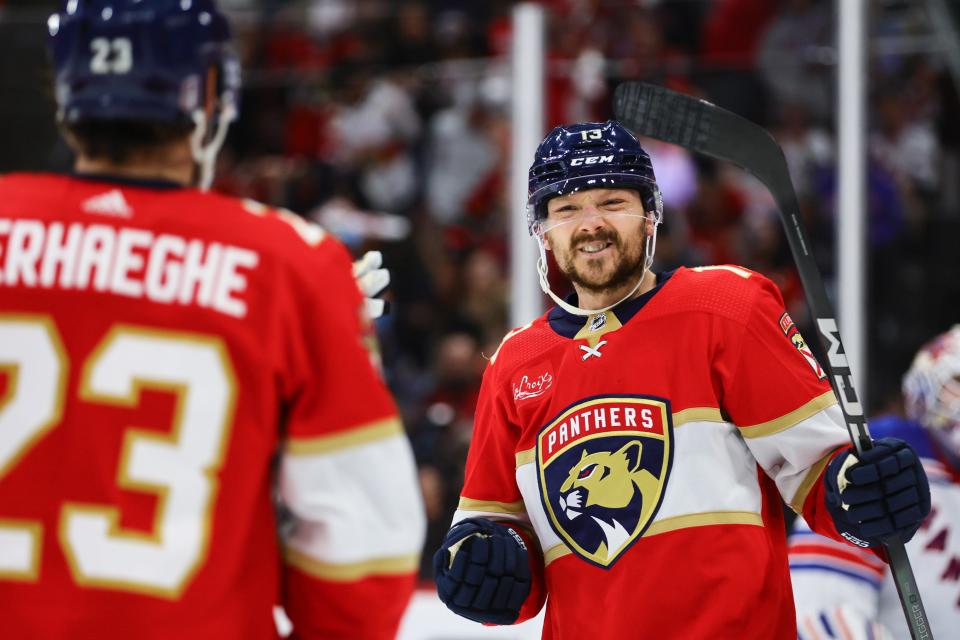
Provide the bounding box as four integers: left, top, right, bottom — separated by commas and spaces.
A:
397, 590, 545, 640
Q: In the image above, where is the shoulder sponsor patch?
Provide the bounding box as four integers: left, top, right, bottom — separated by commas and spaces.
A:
779, 312, 827, 380
536, 395, 673, 568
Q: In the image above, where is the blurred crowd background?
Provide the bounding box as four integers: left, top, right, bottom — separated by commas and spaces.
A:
2, 0, 959, 578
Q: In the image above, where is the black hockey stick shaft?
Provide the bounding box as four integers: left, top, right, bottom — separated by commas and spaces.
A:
613, 81, 932, 640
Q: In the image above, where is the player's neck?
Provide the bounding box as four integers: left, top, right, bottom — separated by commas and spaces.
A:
572, 269, 657, 311
74, 147, 194, 186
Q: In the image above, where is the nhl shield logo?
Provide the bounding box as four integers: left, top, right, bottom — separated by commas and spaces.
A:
536, 395, 673, 568
588, 313, 606, 332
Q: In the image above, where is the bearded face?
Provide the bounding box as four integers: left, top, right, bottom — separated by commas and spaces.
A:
551, 224, 647, 294
543, 189, 650, 296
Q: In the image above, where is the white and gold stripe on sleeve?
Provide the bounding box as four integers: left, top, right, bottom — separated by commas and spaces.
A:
281, 416, 425, 581
285, 416, 403, 456
737, 391, 850, 513
285, 547, 419, 582
738, 391, 839, 439
452, 497, 533, 530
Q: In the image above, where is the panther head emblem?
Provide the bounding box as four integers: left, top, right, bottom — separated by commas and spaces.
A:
536, 395, 673, 568
557, 440, 661, 560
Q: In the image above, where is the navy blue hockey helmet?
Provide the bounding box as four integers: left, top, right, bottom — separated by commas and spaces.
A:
526, 120, 662, 235
48, 0, 239, 126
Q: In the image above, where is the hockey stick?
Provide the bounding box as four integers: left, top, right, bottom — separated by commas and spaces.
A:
613, 82, 932, 640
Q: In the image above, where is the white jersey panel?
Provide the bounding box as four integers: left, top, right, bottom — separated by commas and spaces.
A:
745, 404, 850, 506
655, 419, 762, 519
515, 462, 564, 555
280, 432, 425, 566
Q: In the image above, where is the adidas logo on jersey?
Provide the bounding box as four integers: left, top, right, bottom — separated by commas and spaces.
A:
81, 189, 133, 218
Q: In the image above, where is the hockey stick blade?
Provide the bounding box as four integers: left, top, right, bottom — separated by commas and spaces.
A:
614, 82, 865, 447
613, 81, 933, 640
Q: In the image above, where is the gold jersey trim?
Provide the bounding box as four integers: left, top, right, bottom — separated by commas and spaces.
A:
574, 310, 624, 349
286, 417, 403, 456
672, 407, 724, 428
789, 447, 843, 513
738, 391, 838, 439
515, 448, 535, 467
284, 547, 418, 581
0, 519, 43, 581
643, 511, 763, 537
457, 497, 527, 514
542, 510, 763, 566
543, 543, 571, 566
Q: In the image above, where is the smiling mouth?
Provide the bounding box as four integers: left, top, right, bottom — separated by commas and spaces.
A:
578, 241, 613, 255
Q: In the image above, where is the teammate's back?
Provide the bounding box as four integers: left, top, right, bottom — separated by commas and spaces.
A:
0, 1, 424, 637
0, 172, 424, 639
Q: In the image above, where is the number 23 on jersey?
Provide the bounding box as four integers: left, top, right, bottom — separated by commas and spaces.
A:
0, 314, 236, 598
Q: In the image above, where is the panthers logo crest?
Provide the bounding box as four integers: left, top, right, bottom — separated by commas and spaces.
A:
536, 395, 673, 568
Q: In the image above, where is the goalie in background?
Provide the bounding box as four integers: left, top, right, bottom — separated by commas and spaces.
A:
791, 325, 960, 640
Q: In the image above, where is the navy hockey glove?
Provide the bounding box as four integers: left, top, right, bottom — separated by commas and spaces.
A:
825, 437, 931, 547
433, 518, 531, 625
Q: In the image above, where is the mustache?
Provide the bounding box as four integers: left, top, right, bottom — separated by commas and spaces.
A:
571, 228, 621, 251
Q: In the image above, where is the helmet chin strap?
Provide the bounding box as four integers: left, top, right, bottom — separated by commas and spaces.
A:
535, 215, 660, 317
190, 104, 236, 191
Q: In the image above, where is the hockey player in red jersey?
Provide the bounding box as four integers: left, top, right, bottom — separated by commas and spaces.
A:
432, 120, 931, 638
0, 2, 423, 638
790, 326, 960, 640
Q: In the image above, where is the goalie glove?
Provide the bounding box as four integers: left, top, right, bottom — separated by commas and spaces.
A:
825, 437, 931, 547
433, 518, 532, 625
352, 250, 390, 318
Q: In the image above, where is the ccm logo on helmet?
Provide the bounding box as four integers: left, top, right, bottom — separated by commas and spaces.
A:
570, 155, 614, 166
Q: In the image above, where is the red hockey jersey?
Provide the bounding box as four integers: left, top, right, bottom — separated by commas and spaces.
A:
454, 265, 853, 639
0, 173, 424, 639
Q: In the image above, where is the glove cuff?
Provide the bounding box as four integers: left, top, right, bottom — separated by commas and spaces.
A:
825, 450, 876, 549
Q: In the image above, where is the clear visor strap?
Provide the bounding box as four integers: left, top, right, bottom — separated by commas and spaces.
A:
190, 106, 236, 192
534, 220, 660, 317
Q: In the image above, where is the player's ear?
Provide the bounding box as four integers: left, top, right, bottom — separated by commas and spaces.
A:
541, 230, 553, 252
643, 212, 654, 237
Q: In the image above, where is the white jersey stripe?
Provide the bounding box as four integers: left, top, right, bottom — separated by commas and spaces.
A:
744, 404, 850, 509
280, 432, 425, 568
